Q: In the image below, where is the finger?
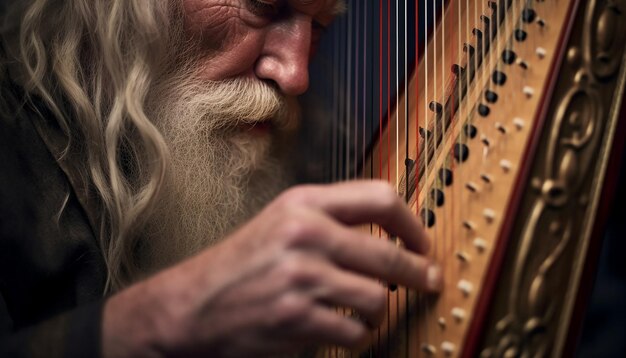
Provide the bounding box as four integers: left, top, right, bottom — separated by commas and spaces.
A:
289, 210, 443, 292
278, 181, 430, 254
287, 254, 387, 327
294, 304, 368, 349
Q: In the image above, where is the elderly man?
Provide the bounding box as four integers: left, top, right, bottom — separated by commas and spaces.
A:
0, 0, 442, 356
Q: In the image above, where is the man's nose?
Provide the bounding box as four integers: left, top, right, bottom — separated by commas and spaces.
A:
255, 15, 311, 96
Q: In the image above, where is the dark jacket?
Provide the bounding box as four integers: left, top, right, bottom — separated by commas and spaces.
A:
0, 80, 107, 357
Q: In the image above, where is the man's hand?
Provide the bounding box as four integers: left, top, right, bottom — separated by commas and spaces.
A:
102, 181, 443, 358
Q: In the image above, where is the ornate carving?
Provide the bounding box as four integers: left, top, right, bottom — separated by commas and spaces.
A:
479, 0, 626, 356
586, 0, 624, 80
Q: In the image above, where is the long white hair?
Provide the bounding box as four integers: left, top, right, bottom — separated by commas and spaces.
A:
1, 0, 183, 292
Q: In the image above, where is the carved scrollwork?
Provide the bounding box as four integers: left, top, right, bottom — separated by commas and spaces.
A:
585, 0, 625, 81
480, 0, 626, 356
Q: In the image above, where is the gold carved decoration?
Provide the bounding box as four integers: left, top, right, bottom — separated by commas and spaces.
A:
479, 0, 626, 356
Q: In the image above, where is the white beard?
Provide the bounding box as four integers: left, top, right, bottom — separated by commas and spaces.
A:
137, 76, 299, 276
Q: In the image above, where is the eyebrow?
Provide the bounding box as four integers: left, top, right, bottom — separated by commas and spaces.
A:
332, 0, 347, 15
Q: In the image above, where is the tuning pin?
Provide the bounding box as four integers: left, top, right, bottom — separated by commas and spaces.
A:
421, 209, 436, 228
481, 135, 491, 148
480, 173, 493, 184
452, 64, 465, 75
522, 8, 537, 23
464, 124, 478, 139
523, 86, 535, 98
465, 182, 480, 193
451, 307, 466, 322
492, 71, 507, 86
463, 220, 477, 231
478, 103, 491, 117
473, 238, 488, 253
429, 101, 443, 113
422, 344, 437, 355
516, 58, 529, 70
495, 122, 507, 134
419, 127, 432, 139
454, 143, 470, 163
536, 47, 547, 59
483, 208, 496, 223
463, 43, 475, 55
502, 49, 517, 65
485, 90, 498, 103
442, 341, 456, 356
500, 159, 513, 172
456, 251, 471, 262
405, 157, 415, 168
457, 280, 473, 296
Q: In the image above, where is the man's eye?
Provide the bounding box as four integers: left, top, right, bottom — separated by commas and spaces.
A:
247, 0, 279, 17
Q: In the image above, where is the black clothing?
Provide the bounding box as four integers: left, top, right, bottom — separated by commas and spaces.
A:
0, 83, 107, 357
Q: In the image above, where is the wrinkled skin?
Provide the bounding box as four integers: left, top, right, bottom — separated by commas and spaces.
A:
102, 1, 443, 357
182, 0, 337, 95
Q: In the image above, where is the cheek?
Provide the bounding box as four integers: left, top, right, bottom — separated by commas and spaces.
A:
195, 31, 266, 80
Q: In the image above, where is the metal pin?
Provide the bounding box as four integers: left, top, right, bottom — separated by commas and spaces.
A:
480, 173, 492, 184
442, 341, 456, 356
421, 344, 437, 355
516, 58, 529, 70
537, 18, 546, 27
465, 182, 479, 193
474, 238, 488, 252
456, 251, 470, 262
457, 279, 474, 296
536, 47, 547, 59
523, 86, 535, 98
438, 317, 447, 329
452, 307, 466, 322
481, 135, 491, 147
496, 122, 507, 134
513, 118, 525, 130
429, 101, 443, 113
463, 220, 476, 231
483, 208, 496, 223
500, 159, 513, 172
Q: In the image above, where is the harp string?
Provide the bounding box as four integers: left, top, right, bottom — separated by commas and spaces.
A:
346, 0, 352, 183
423, 0, 431, 346
394, 0, 400, 354
318, 0, 539, 354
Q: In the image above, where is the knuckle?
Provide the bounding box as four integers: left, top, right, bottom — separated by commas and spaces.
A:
277, 213, 319, 247
276, 185, 316, 208
271, 293, 311, 327
344, 323, 368, 348
371, 181, 399, 210
360, 284, 387, 326
278, 255, 317, 286
383, 245, 406, 275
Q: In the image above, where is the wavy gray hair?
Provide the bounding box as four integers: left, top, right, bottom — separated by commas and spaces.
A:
2, 0, 182, 292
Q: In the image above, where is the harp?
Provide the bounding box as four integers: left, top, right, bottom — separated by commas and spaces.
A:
304, 0, 626, 356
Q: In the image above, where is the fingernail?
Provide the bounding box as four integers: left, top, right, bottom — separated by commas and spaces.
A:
426, 264, 443, 292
